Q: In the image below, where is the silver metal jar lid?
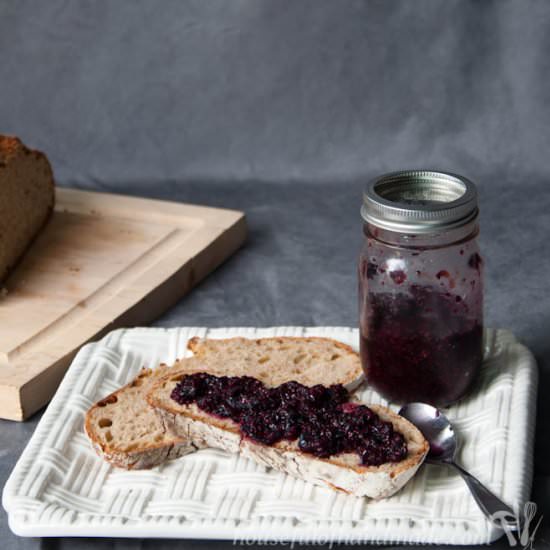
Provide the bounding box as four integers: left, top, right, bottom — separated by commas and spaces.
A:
361, 170, 479, 234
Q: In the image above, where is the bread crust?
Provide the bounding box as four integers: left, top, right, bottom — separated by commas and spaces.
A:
86, 433, 199, 470
187, 335, 360, 360
154, 402, 428, 499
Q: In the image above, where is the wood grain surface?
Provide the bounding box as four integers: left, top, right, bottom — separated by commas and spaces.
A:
0, 188, 246, 420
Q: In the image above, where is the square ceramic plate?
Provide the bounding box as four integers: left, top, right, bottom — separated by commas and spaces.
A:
2, 327, 537, 544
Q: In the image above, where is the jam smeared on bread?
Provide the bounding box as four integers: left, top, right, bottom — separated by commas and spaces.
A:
0, 135, 55, 284
170, 373, 407, 466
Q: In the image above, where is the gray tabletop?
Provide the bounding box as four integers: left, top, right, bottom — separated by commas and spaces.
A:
1, 1, 549, 548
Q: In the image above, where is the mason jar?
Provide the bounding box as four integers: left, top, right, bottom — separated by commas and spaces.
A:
358, 171, 484, 406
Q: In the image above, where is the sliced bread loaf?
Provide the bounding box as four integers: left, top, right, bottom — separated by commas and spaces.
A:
0, 135, 55, 284
147, 363, 428, 499
86, 336, 364, 470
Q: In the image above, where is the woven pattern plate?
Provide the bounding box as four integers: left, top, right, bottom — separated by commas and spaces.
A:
2, 327, 537, 544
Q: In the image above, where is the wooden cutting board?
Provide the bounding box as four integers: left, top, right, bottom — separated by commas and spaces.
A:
0, 188, 246, 421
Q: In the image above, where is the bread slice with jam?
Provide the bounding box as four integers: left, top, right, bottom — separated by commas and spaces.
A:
147, 342, 428, 498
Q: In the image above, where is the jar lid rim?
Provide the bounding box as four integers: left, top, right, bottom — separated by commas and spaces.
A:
362, 170, 479, 233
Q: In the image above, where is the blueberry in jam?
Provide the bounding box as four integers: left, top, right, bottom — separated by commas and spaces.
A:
171, 374, 407, 466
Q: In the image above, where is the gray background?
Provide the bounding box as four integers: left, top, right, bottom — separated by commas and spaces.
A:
1, 0, 549, 548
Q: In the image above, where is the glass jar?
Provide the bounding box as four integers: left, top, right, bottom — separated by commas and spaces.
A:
358, 171, 483, 406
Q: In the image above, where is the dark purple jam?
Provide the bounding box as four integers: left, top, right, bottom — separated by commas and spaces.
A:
170, 375, 407, 466
360, 285, 483, 406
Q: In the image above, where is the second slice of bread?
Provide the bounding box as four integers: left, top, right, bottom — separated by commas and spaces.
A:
85, 365, 200, 470
184, 335, 364, 390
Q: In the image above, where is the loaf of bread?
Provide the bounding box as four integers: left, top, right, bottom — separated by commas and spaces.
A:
86, 336, 364, 469
0, 135, 55, 284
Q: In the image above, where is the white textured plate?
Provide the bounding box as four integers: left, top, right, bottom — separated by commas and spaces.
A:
2, 327, 537, 544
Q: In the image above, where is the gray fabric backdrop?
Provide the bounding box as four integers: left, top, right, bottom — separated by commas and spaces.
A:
1, 1, 549, 549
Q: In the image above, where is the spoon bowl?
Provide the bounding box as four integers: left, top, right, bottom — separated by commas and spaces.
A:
399, 402, 518, 531
399, 402, 457, 462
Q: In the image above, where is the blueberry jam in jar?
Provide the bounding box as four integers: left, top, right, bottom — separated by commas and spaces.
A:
359, 171, 484, 406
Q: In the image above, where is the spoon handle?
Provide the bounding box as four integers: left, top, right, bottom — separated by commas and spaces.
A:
449, 461, 518, 531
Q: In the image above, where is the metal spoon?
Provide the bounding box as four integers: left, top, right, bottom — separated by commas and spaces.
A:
399, 402, 518, 531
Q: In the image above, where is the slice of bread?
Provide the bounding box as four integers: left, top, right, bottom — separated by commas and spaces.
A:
147, 358, 428, 499
0, 135, 55, 284
86, 336, 364, 470
85, 366, 201, 470
183, 336, 364, 390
